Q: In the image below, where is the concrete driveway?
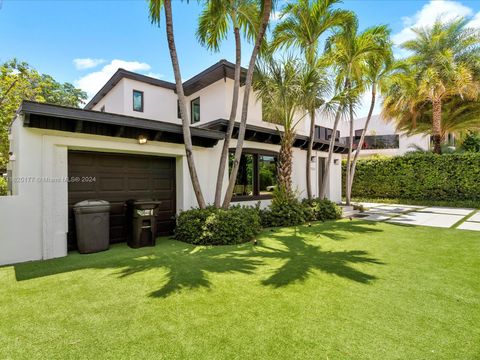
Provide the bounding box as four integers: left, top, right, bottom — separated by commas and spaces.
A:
356, 202, 480, 231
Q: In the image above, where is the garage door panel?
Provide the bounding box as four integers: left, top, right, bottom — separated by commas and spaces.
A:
99, 177, 125, 191
68, 151, 176, 248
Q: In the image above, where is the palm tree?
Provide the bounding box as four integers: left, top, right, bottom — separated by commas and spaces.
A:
197, 0, 258, 208
320, 18, 385, 203
383, 94, 480, 140
346, 29, 395, 203
149, 0, 206, 208
253, 56, 307, 192
400, 19, 480, 154
222, 0, 273, 208
272, 0, 353, 199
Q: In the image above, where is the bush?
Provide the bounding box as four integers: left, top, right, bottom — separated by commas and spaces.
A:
260, 188, 342, 227
259, 189, 306, 227
343, 153, 480, 201
302, 198, 342, 222
0, 177, 7, 196
174, 205, 261, 245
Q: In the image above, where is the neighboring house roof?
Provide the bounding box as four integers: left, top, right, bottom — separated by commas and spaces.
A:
18, 101, 224, 148
84, 59, 246, 110
200, 119, 349, 154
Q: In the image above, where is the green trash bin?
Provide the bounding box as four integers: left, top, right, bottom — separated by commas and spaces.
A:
73, 200, 110, 254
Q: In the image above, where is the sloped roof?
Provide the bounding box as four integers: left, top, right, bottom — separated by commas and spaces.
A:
84, 59, 246, 110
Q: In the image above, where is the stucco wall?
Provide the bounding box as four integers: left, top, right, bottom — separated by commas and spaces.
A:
1, 114, 342, 266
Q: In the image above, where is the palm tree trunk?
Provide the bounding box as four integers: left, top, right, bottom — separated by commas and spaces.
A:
222, 0, 272, 209
319, 106, 342, 200
432, 98, 442, 154
164, 0, 206, 208
348, 86, 376, 195
306, 109, 315, 199
214, 27, 241, 208
278, 130, 295, 194
345, 101, 354, 205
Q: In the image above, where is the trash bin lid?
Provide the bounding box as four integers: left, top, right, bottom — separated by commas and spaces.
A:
73, 199, 110, 214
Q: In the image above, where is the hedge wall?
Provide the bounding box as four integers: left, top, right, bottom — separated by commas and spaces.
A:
344, 153, 480, 201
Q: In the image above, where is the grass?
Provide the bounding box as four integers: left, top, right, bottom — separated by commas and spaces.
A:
350, 197, 480, 209
1, 220, 479, 359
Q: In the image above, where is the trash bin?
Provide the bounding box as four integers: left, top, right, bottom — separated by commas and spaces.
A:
73, 200, 110, 254
125, 199, 162, 248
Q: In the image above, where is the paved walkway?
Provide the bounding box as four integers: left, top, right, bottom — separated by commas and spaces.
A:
356, 202, 480, 231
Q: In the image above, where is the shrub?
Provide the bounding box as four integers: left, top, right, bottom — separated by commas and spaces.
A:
302, 198, 342, 222
0, 177, 7, 196
343, 153, 480, 201
259, 189, 306, 227
174, 205, 261, 245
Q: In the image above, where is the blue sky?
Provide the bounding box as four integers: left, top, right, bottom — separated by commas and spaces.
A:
2, 0, 480, 116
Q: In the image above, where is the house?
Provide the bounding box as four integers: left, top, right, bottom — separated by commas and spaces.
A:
0, 60, 347, 266
336, 114, 431, 157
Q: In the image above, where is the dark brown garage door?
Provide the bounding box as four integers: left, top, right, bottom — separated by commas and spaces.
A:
68, 151, 176, 248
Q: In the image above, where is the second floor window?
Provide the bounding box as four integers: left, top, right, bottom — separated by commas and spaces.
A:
191, 97, 200, 123
133, 90, 144, 112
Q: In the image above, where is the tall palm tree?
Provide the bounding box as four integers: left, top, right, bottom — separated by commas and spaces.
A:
222, 0, 273, 208
320, 18, 385, 203
197, 0, 258, 208
253, 56, 307, 192
400, 19, 480, 154
149, 0, 206, 208
272, 0, 353, 199
346, 37, 398, 199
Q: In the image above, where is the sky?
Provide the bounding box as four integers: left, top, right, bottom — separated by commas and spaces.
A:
2, 0, 480, 117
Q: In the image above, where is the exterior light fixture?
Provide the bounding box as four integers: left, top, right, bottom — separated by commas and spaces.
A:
310, 156, 316, 163
334, 159, 339, 165
138, 135, 147, 145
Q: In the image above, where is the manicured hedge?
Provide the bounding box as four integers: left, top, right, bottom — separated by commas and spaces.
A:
0, 177, 7, 196
174, 205, 262, 245
344, 153, 480, 201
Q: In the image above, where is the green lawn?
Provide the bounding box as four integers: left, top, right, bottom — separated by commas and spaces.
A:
1, 220, 479, 359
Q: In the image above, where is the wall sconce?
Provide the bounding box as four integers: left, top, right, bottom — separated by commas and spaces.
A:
138, 135, 147, 145
310, 156, 316, 163
334, 159, 339, 165
8, 152, 15, 162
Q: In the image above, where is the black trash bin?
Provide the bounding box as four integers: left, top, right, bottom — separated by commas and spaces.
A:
125, 200, 162, 248
73, 200, 110, 254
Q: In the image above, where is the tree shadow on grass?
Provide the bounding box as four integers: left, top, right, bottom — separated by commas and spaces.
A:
14, 242, 263, 298
14, 221, 384, 297
252, 230, 383, 288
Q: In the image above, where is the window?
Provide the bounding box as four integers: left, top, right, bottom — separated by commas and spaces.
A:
133, 90, 144, 112
353, 134, 399, 150
229, 150, 278, 200
315, 126, 340, 141
190, 97, 200, 123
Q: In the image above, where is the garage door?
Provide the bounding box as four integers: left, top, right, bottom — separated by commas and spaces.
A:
67, 151, 176, 248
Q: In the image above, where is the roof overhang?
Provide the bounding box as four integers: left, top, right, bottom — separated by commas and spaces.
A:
19, 101, 224, 148
200, 119, 349, 154
84, 60, 246, 110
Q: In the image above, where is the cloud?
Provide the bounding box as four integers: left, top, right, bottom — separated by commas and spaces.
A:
392, 0, 474, 45
73, 58, 106, 70
75, 59, 152, 98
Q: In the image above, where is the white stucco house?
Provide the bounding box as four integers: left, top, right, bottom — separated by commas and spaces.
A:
0, 59, 347, 266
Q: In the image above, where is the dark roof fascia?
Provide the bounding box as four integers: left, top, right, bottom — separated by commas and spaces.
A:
84, 69, 177, 109
19, 101, 225, 141
200, 119, 349, 154
85, 60, 247, 109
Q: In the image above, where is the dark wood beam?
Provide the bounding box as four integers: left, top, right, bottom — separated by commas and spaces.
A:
154, 131, 163, 141
114, 126, 125, 137
74, 120, 83, 133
